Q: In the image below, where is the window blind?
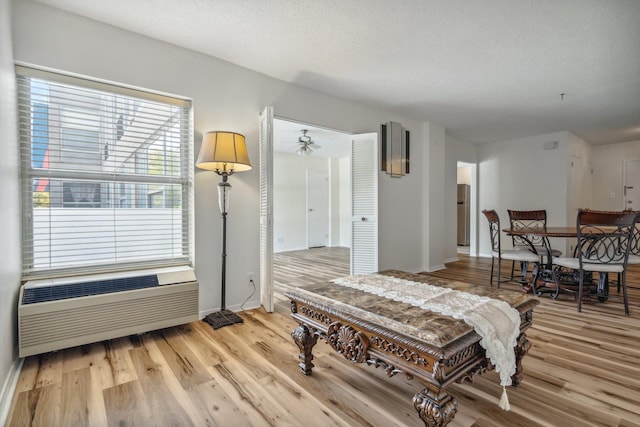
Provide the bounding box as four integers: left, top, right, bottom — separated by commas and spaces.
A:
17, 65, 194, 279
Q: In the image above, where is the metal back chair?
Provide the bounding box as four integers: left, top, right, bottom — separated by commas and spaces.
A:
553, 209, 638, 315
507, 209, 561, 283
483, 209, 540, 288
508, 209, 547, 249
629, 223, 640, 256
618, 219, 640, 291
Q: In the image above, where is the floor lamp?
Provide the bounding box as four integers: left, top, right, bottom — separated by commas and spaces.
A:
196, 131, 252, 329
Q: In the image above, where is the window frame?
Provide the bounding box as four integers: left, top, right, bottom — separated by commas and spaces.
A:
17, 64, 195, 280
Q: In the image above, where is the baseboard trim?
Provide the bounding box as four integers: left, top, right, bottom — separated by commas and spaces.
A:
427, 264, 446, 272
0, 356, 23, 426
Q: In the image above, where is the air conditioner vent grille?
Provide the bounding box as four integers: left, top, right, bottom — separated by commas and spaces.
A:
22, 274, 160, 304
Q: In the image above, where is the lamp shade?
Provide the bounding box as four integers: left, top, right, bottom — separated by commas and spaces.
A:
196, 131, 252, 174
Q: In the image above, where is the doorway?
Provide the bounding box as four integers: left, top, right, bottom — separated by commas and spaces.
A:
271, 118, 352, 297
457, 161, 477, 256
272, 119, 351, 252
260, 108, 378, 311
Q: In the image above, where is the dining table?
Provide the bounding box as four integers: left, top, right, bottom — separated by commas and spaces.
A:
502, 226, 601, 300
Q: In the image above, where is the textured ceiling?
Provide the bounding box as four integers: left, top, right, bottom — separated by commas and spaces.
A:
33, 0, 640, 145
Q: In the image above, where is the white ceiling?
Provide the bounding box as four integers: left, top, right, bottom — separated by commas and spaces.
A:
33, 0, 640, 145
274, 119, 351, 158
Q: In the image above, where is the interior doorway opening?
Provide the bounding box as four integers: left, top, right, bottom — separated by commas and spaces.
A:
271, 118, 352, 301
457, 161, 477, 256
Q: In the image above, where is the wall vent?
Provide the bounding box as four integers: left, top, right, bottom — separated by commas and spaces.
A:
22, 274, 160, 304
18, 266, 199, 357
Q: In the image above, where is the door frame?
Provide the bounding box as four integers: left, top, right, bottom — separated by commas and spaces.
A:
259, 109, 378, 311
456, 161, 478, 257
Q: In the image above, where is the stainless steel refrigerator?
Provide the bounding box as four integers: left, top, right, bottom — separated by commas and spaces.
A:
457, 184, 470, 246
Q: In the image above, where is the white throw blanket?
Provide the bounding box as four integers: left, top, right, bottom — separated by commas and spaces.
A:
331, 273, 521, 410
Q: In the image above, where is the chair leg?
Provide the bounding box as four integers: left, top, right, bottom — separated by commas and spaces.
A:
577, 270, 584, 313
510, 260, 515, 280
617, 272, 621, 293
551, 266, 561, 300
621, 271, 630, 316
497, 258, 501, 289
490, 257, 495, 287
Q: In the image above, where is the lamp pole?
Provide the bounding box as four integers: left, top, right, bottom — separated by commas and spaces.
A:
219, 175, 229, 310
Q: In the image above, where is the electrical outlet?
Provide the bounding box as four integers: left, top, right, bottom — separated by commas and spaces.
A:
247, 272, 254, 283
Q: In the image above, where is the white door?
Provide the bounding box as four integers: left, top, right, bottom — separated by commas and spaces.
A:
624, 160, 640, 210
569, 154, 585, 219
351, 133, 378, 274
584, 161, 593, 208
307, 170, 329, 247
259, 106, 274, 312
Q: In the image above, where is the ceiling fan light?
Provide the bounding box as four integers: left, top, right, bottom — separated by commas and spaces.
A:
292, 129, 318, 156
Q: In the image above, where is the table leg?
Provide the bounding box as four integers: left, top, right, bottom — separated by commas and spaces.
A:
291, 324, 318, 375
596, 272, 609, 302
518, 261, 529, 284
413, 387, 458, 427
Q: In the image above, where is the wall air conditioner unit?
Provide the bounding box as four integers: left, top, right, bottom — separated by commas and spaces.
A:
18, 266, 199, 358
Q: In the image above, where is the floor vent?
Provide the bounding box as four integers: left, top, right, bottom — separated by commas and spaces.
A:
18, 266, 199, 357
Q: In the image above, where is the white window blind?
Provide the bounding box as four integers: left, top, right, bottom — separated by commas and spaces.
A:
17, 65, 194, 279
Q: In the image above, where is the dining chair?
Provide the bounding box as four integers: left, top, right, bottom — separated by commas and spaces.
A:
552, 209, 639, 315
507, 209, 562, 282
483, 210, 540, 288
617, 211, 640, 292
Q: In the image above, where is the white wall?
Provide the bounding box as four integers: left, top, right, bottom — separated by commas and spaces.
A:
592, 140, 640, 210
328, 157, 350, 248
0, 0, 22, 420
567, 133, 594, 224
423, 122, 446, 271
12, 0, 427, 315
477, 132, 570, 256
338, 157, 351, 247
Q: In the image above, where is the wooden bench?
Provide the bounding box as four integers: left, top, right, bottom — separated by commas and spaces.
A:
285, 270, 539, 427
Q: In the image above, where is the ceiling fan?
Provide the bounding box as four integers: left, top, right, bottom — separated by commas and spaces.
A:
292, 129, 321, 156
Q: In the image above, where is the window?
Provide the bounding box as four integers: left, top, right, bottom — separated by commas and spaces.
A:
60, 112, 101, 165
17, 65, 193, 279
62, 182, 101, 207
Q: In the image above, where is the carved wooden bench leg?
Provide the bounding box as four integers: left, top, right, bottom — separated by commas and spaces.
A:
512, 333, 531, 386
291, 324, 318, 375
412, 387, 458, 427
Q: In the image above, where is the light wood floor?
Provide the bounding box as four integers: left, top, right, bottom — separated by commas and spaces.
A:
6, 249, 640, 427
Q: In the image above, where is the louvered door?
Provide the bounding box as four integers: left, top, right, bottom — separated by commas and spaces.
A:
259, 106, 274, 312
351, 133, 378, 274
